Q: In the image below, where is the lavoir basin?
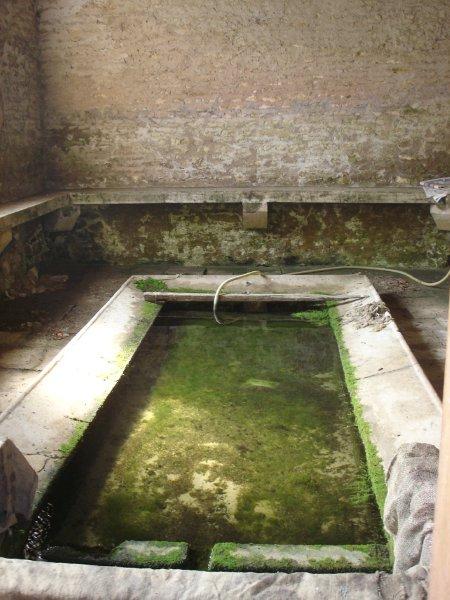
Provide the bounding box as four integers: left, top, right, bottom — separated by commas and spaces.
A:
0, 275, 441, 596
29, 306, 387, 571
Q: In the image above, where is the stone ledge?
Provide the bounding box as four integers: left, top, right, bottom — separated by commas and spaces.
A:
0, 193, 70, 233
0, 186, 429, 234
68, 185, 427, 205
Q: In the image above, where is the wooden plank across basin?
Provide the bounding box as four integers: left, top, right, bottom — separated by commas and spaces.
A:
144, 292, 361, 303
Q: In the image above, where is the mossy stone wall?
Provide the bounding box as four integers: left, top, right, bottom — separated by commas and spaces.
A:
53, 203, 448, 268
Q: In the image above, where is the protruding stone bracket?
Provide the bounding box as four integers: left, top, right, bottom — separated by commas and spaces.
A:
430, 201, 450, 231
242, 200, 268, 230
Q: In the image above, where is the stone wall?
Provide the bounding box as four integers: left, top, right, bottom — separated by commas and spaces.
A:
0, 1, 43, 203
38, 0, 449, 189
0, 220, 51, 298
55, 204, 448, 268
0, 2, 46, 297
1, 1, 449, 290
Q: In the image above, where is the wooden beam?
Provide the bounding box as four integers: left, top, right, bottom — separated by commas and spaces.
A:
429, 289, 450, 599
144, 291, 360, 303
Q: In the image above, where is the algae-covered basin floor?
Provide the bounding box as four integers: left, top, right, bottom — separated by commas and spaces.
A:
37, 309, 385, 569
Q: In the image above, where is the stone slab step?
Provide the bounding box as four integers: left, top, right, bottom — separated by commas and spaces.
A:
208, 543, 390, 573
41, 540, 188, 569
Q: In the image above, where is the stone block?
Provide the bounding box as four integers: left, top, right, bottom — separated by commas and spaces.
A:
110, 540, 188, 568
430, 203, 450, 231
41, 541, 189, 569
208, 542, 390, 573
0, 438, 37, 534
242, 201, 268, 230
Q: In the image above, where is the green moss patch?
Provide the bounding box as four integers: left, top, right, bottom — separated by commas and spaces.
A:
59, 421, 88, 456
291, 308, 329, 326
328, 306, 388, 516
208, 542, 390, 573
135, 277, 168, 292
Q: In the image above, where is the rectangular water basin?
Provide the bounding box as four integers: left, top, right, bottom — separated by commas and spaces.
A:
25, 304, 388, 571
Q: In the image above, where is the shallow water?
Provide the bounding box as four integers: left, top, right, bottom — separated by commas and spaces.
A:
39, 310, 385, 568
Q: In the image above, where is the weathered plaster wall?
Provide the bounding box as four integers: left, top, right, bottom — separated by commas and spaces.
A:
0, 1, 43, 203
0, 2, 46, 297
38, 0, 449, 189
0, 220, 51, 297
54, 204, 448, 268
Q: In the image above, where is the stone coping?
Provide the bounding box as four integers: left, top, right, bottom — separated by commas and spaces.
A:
41, 541, 189, 570
0, 273, 441, 598
0, 193, 70, 233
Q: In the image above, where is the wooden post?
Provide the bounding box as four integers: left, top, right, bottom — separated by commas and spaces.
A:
429, 291, 450, 599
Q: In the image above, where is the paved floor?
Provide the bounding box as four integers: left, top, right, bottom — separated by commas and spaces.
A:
0, 265, 447, 418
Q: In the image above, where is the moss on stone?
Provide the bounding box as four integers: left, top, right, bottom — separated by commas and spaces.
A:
208, 542, 390, 573
328, 306, 388, 516
59, 421, 89, 456
115, 302, 161, 369
135, 277, 168, 292
209, 542, 300, 573
306, 544, 390, 573
291, 308, 329, 325
63, 204, 448, 269
41, 540, 188, 569
109, 540, 188, 568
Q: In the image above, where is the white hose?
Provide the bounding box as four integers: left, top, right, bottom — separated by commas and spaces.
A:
213, 270, 267, 324
288, 265, 450, 287
212, 266, 450, 324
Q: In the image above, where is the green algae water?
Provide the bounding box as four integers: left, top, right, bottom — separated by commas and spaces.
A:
38, 309, 385, 569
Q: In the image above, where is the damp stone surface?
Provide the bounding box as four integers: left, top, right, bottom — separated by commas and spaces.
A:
37, 308, 386, 569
